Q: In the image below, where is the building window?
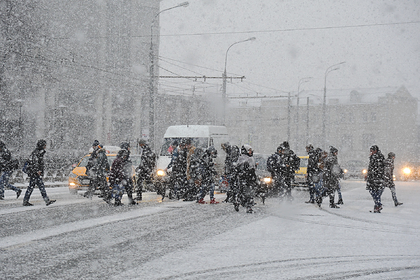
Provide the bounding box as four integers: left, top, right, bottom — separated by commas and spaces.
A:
371, 112, 377, 122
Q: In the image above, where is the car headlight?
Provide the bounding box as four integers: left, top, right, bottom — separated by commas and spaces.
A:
362, 169, 367, 174
156, 169, 166, 177
262, 177, 272, 184
343, 169, 348, 173
403, 167, 411, 175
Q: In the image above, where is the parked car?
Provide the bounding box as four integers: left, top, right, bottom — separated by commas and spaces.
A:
342, 160, 367, 180
68, 146, 140, 195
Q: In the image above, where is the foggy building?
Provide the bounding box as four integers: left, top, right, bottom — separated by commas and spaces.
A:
227, 86, 418, 167
1, 1, 159, 159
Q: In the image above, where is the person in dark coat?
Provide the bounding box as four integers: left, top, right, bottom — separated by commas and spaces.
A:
0, 141, 22, 200
85, 140, 110, 199
166, 139, 188, 199
135, 139, 156, 201
279, 141, 300, 201
22, 140, 56, 206
384, 152, 403, 207
222, 142, 240, 203
366, 145, 385, 213
187, 147, 204, 201
235, 144, 257, 213
314, 148, 327, 206
197, 146, 219, 204
106, 142, 136, 206
305, 144, 318, 204
323, 146, 343, 208
266, 145, 285, 197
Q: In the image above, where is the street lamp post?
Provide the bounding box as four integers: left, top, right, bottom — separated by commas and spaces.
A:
322, 61, 345, 148
222, 37, 256, 125
149, 1, 189, 150
296, 77, 311, 149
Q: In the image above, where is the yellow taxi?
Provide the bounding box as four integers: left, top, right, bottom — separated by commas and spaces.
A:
293, 155, 308, 187
68, 146, 141, 195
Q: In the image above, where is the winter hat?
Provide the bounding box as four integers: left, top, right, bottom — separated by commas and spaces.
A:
330, 146, 338, 154
120, 141, 130, 150
370, 145, 379, 152
138, 139, 147, 146
37, 139, 47, 149
92, 140, 100, 147
282, 141, 290, 149
388, 152, 395, 158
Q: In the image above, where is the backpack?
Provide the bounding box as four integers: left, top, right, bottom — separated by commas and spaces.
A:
22, 159, 32, 174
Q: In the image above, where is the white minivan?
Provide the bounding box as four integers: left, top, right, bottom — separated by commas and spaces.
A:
156, 125, 230, 176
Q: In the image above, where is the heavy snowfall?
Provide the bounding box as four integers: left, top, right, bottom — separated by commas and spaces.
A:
0, 180, 419, 279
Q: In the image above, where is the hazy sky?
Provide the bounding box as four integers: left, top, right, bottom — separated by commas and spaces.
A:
158, 0, 420, 101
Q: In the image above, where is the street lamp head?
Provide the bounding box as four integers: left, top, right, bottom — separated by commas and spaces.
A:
178, 1, 189, 8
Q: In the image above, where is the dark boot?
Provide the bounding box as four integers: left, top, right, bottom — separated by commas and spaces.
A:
46, 199, 56, 206
337, 198, 343, 205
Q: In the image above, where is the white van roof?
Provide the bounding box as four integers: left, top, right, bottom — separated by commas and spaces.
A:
164, 125, 228, 138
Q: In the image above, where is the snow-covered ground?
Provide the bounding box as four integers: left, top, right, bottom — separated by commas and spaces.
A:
120, 180, 420, 279
1, 180, 419, 279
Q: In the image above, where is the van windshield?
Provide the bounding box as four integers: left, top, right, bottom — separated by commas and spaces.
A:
160, 137, 209, 156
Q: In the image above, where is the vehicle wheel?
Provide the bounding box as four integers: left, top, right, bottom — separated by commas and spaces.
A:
69, 189, 78, 195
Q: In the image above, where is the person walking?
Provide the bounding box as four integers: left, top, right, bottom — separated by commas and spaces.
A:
305, 144, 318, 204
384, 152, 403, 207
0, 141, 22, 200
197, 146, 219, 204
84, 140, 110, 199
366, 145, 385, 213
266, 145, 285, 197
235, 144, 257, 213
279, 141, 300, 201
22, 140, 56, 206
221, 142, 240, 203
323, 146, 343, 208
135, 139, 156, 201
106, 142, 136, 206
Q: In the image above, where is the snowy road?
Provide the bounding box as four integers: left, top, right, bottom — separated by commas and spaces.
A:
0, 181, 419, 279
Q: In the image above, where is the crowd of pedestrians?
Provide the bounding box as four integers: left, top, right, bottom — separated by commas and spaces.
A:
0, 138, 403, 213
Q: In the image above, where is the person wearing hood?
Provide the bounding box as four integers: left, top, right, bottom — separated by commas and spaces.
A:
135, 139, 156, 201
279, 141, 300, 201
197, 146, 219, 204
22, 140, 56, 206
266, 145, 285, 197
234, 144, 257, 213
366, 145, 385, 213
106, 142, 136, 206
84, 140, 110, 199
221, 142, 240, 203
383, 152, 403, 207
0, 141, 22, 200
323, 146, 343, 208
